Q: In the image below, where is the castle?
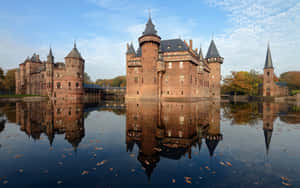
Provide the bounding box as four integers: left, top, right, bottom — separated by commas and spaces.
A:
261, 44, 288, 97
15, 43, 85, 101
126, 16, 223, 101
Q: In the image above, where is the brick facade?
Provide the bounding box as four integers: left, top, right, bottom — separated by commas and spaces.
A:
15, 44, 85, 102
126, 17, 223, 101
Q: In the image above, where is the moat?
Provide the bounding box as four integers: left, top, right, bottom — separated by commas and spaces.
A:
0, 100, 299, 187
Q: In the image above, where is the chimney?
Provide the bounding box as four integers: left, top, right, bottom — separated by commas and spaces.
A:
189, 40, 193, 49
195, 48, 198, 54
126, 43, 129, 50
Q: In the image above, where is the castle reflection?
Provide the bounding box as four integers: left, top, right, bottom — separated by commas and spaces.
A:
16, 100, 85, 150
126, 101, 223, 178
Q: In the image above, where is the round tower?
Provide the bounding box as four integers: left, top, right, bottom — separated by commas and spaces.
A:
138, 16, 161, 99
205, 40, 223, 99
64, 42, 85, 100
46, 48, 54, 97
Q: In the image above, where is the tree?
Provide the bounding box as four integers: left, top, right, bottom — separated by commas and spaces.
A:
279, 71, 300, 90
3, 68, 18, 92
222, 70, 263, 96
0, 67, 4, 91
84, 72, 92, 84
95, 76, 126, 87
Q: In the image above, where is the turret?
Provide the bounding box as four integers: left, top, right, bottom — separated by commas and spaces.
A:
64, 42, 85, 98
138, 15, 161, 98
263, 43, 275, 96
206, 40, 223, 98
47, 48, 54, 64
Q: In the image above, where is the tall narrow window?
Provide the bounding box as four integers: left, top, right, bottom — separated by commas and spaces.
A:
180, 75, 184, 83
179, 61, 183, 69
134, 77, 138, 84
76, 82, 79, 88
168, 62, 172, 69
56, 82, 61, 89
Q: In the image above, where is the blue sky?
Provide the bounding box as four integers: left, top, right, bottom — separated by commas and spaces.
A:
0, 0, 299, 80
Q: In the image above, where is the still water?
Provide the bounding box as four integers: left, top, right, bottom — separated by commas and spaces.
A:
0, 100, 299, 187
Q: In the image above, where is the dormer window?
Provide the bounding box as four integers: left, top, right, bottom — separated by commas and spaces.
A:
178, 45, 182, 48
167, 45, 171, 49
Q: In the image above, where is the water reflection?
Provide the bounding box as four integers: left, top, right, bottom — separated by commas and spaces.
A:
126, 101, 223, 178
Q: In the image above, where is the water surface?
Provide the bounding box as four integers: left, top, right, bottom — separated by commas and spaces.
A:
0, 100, 299, 187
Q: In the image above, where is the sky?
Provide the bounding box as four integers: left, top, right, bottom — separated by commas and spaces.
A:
0, 0, 299, 80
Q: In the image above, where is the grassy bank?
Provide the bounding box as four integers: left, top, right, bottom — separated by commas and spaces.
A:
0, 94, 40, 98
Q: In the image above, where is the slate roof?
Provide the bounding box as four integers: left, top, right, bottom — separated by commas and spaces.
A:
83, 83, 101, 89
206, 40, 221, 58
48, 48, 53, 57
135, 39, 189, 57
66, 43, 84, 60
276, 82, 287, 87
199, 47, 204, 60
126, 43, 136, 55
264, 44, 274, 69
142, 17, 158, 36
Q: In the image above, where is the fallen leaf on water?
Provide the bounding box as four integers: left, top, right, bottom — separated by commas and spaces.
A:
141, 167, 146, 171
92, 168, 96, 171
212, 171, 216, 174
281, 176, 289, 181
172, 179, 176, 183
226, 162, 232, 167
96, 160, 107, 166
81, 170, 89, 175
282, 182, 292, 186
93, 154, 97, 157
115, 174, 118, 176
198, 176, 203, 180
58, 162, 63, 166
129, 153, 135, 158
219, 161, 226, 166
131, 169, 135, 172
184, 177, 192, 180
145, 160, 150, 165
0, 177, 7, 181
109, 168, 114, 172
57, 180, 63, 185
3, 180, 8, 184
205, 166, 211, 171
18, 169, 24, 173
95, 147, 103, 151
49, 147, 54, 150
14, 155, 23, 159
185, 180, 192, 184
199, 167, 203, 170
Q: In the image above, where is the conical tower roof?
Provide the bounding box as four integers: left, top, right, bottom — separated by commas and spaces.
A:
48, 47, 53, 57
206, 40, 221, 59
264, 43, 273, 69
264, 129, 273, 154
126, 43, 136, 55
142, 16, 158, 36
199, 46, 204, 60
66, 42, 84, 60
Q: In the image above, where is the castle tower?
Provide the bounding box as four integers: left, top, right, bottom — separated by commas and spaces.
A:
205, 40, 223, 99
262, 103, 275, 154
138, 16, 161, 99
64, 42, 85, 100
126, 42, 136, 97
45, 48, 54, 97
263, 44, 275, 97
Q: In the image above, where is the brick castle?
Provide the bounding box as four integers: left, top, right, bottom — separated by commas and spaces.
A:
126, 16, 223, 100
15, 43, 85, 101
261, 44, 288, 97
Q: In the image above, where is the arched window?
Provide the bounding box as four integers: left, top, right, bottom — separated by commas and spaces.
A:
76, 82, 79, 88
56, 82, 61, 89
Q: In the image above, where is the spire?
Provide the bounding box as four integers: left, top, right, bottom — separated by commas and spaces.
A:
126, 42, 136, 55
264, 43, 273, 69
48, 47, 53, 57
206, 40, 221, 59
74, 40, 77, 48
47, 47, 54, 63
199, 45, 204, 60
142, 14, 158, 36
264, 129, 273, 154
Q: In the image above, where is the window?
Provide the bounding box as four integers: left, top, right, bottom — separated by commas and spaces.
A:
76, 82, 79, 88
267, 72, 270, 76
68, 82, 71, 88
181, 91, 184, 95
77, 72, 81, 78
180, 75, 184, 83
168, 62, 172, 69
137, 91, 139, 95
56, 82, 61, 89
179, 61, 183, 69
134, 77, 138, 84
167, 91, 169, 95
180, 116, 184, 125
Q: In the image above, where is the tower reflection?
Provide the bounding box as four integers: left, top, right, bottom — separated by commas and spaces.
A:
16, 100, 85, 150
126, 101, 223, 178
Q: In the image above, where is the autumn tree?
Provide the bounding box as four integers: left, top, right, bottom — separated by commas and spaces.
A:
84, 72, 93, 84
279, 71, 300, 91
96, 76, 126, 87
222, 70, 263, 96
3, 68, 18, 93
